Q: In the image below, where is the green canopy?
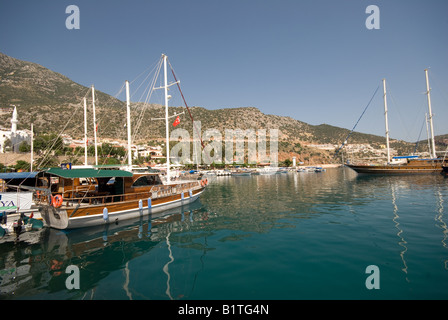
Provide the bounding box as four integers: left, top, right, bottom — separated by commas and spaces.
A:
45, 168, 133, 179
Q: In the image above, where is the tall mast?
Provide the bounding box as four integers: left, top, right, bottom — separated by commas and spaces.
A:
92, 85, 98, 166
84, 97, 88, 166
163, 54, 171, 181
30, 123, 34, 172
382, 79, 391, 163
126, 80, 132, 167
425, 113, 431, 156
425, 69, 436, 159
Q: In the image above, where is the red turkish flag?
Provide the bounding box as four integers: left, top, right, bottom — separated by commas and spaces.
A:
172, 115, 180, 127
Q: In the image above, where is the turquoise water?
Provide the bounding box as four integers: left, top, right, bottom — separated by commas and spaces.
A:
1, 168, 448, 300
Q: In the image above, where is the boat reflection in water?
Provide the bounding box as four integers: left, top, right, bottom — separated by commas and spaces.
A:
2, 169, 448, 300
0, 200, 213, 300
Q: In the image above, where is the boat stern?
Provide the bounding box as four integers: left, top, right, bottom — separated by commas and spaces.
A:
39, 205, 69, 230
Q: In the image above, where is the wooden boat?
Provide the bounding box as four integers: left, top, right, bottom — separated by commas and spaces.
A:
346, 157, 445, 175
37, 54, 208, 229
37, 167, 206, 229
346, 71, 445, 175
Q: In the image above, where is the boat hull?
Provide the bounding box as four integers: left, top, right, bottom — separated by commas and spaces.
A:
443, 166, 448, 176
39, 189, 204, 230
346, 164, 442, 175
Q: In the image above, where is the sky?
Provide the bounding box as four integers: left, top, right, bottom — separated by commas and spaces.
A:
1, 0, 447, 142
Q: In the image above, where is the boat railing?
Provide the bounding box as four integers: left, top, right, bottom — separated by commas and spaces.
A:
150, 181, 201, 198
36, 180, 202, 207
36, 192, 147, 207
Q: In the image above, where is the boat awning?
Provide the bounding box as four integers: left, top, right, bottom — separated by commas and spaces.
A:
0, 172, 39, 180
44, 168, 133, 179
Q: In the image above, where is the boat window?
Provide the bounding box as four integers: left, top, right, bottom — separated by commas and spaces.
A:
79, 177, 96, 185
132, 175, 162, 187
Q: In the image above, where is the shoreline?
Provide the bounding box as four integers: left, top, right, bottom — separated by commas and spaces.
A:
296, 164, 342, 168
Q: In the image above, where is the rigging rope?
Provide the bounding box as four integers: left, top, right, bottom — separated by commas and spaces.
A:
334, 85, 380, 158
36, 88, 91, 168
413, 116, 425, 154
168, 60, 205, 150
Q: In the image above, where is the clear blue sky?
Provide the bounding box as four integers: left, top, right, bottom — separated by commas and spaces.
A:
1, 0, 447, 142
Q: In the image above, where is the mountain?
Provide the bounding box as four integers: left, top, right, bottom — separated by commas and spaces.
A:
0, 52, 429, 163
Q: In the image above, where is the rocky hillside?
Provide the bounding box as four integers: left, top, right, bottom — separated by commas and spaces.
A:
1, 52, 433, 164
0, 52, 125, 138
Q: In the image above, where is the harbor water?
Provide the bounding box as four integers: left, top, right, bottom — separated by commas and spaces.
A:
1, 167, 448, 300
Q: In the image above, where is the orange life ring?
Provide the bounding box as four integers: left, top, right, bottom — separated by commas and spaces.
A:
205, 179, 208, 185
52, 194, 63, 208
201, 180, 205, 187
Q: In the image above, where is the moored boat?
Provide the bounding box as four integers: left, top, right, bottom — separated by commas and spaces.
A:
346, 158, 444, 175
215, 169, 231, 176
231, 169, 252, 176
256, 167, 278, 175
0, 171, 44, 237
346, 71, 446, 175
37, 54, 209, 229
37, 167, 206, 229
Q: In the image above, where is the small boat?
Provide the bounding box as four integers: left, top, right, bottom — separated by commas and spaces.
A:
0, 171, 44, 237
215, 170, 231, 176
256, 167, 278, 175
302, 166, 326, 173
231, 169, 251, 176
0, 212, 44, 238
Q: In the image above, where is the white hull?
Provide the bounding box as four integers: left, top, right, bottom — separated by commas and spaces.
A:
40, 190, 203, 230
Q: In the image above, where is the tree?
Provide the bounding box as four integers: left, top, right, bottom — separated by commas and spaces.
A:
19, 141, 31, 153
34, 134, 64, 154
35, 155, 59, 169
283, 158, 292, 167
14, 160, 30, 171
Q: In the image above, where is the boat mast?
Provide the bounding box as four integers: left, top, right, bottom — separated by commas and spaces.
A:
163, 54, 171, 181
425, 113, 431, 156
126, 80, 132, 167
84, 97, 88, 166
382, 79, 391, 163
92, 85, 99, 166
425, 69, 436, 159
30, 123, 34, 171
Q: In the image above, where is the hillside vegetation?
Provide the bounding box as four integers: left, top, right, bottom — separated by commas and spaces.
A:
1, 52, 444, 165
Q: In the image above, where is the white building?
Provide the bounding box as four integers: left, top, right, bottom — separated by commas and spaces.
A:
0, 107, 32, 153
